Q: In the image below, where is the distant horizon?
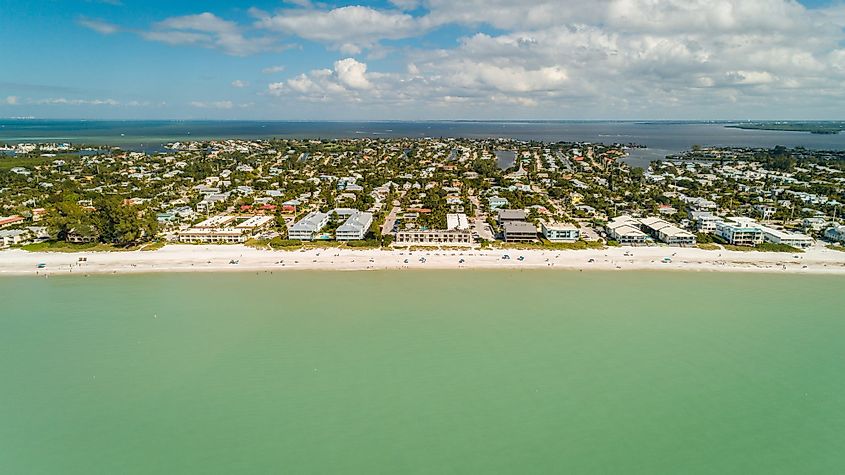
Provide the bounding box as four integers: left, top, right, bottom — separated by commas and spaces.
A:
3, 1, 845, 120
3, 118, 845, 123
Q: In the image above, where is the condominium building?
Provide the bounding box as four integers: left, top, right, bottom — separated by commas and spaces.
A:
715, 218, 764, 246
394, 230, 473, 246
540, 222, 580, 243
336, 211, 374, 241
825, 225, 845, 243
288, 212, 329, 241
178, 229, 246, 244
640, 217, 696, 246
497, 209, 527, 225
446, 213, 470, 231
606, 215, 648, 245
503, 221, 538, 242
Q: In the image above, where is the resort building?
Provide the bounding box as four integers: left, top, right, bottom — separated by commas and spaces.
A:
503, 221, 538, 242
235, 215, 274, 233
715, 218, 764, 246
194, 215, 237, 228
0, 215, 24, 229
606, 215, 648, 246
540, 222, 580, 243
640, 217, 696, 246
689, 211, 720, 234
178, 228, 246, 244
758, 226, 814, 249
488, 196, 509, 210
446, 213, 470, 231
497, 209, 527, 225
0, 229, 32, 248
824, 225, 845, 243
394, 230, 473, 246
288, 212, 329, 241
336, 211, 374, 241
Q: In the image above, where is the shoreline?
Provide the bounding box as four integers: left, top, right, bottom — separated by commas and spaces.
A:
2, 244, 844, 277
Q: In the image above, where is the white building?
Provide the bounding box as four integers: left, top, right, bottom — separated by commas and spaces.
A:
446, 213, 470, 231
715, 218, 764, 246
288, 212, 329, 241
541, 222, 580, 243
395, 230, 473, 246
690, 211, 720, 234
824, 225, 845, 244
178, 229, 246, 244
336, 212, 374, 241
758, 226, 814, 249
0, 229, 32, 248
606, 215, 648, 246
640, 217, 696, 246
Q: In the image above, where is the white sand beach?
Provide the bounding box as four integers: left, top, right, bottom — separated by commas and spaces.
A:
1, 244, 845, 276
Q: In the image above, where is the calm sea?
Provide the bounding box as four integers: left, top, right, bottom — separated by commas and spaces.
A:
1, 270, 843, 474
2, 120, 845, 168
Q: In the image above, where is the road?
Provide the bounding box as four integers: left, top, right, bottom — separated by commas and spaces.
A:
381, 205, 401, 236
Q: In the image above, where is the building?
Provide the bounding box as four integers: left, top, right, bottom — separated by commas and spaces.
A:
497, 209, 527, 225
446, 213, 470, 231
640, 217, 696, 246
803, 217, 828, 232
503, 221, 538, 242
394, 230, 473, 246
715, 218, 764, 246
758, 226, 814, 249
606, 215, 648, 246
194, 215, 237, 228
67, 228, 99, 244
541, 222, 580, 242
288, 212, 329, 241
178, 229, 246, 244
824, 225, 845, 243
0, 229, 32, 248
690, 211, 720, 234
336, 211, 374, 241
488, 196, 509, 210
235, 215, 274, 233
754, 204, 777, 219
0, 215, 24, 229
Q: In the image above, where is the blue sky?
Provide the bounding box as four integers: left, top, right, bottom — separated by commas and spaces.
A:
1, 0, 844, 120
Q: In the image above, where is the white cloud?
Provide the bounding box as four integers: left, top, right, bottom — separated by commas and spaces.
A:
145, 12, 278, 56
334, 58, 373, 90
68, 1, 845, 117
4, 96, 18, 105
262, 65, 286, 74
190, 100, 235, 109
254, 6, 420, 52
231, 80, 248, 88
268, 58, 376, 100
35, 98, 121, 106
78, 17, 120, 35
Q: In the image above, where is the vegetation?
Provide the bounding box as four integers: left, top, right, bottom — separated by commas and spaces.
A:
726, 122, 845, 135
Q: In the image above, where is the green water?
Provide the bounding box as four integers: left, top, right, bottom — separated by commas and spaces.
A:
1, 271, 844, 474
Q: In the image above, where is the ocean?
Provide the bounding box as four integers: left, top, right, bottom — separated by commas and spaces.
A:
2, 120, 845, 168
2, 270, 843, 474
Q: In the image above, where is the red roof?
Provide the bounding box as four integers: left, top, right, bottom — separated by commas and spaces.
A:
0, 215, 24, 226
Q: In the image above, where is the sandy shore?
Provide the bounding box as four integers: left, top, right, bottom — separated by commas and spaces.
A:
1, 244, 845, 276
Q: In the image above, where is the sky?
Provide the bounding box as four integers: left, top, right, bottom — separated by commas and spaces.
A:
1, 0, 844, 120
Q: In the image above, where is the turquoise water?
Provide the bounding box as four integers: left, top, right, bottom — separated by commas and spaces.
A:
1, 271, 844, 474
